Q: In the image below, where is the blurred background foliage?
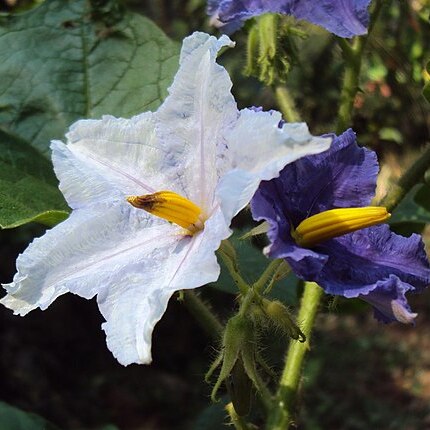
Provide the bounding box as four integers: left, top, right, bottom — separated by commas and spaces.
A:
0, 0, 429, 429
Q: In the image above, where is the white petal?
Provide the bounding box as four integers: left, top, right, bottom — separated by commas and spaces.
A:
156, 32, 238, 211
1, 203, 175, 315
216, 109, 332, 222
54, 112, 176, 208
2, 201, 230, 366
97, 206, 231, 365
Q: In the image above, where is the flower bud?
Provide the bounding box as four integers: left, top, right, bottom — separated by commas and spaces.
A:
209, 315, 255, 403
263, 299, 305, 342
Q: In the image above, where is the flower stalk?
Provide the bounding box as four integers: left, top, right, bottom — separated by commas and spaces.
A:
218, 240, 250, 295
267, 2, 387, 427
226, 402, 254, 430
275, 86, 300, 123
266, 282, 323, 430
336, 0, 384, 134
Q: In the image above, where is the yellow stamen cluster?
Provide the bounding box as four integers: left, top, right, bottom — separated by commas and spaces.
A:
127, 191, 204, 234
293, 206, 390, 248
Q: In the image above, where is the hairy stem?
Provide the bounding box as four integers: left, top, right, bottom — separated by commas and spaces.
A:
253, 259, 285, 293
275, 86, 300, 123
218, 241, 250, 295
266, 282, 323, 429
226, 402, 253, 430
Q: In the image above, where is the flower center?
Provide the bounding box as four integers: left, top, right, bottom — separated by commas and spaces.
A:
127, 191, 205, 234
292, 206, 390, 248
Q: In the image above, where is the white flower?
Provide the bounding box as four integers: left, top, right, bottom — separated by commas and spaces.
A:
1, 32, 330, 365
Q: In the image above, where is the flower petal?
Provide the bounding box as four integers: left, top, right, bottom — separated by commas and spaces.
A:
217, 109, 331, 222
256, 129, 378, 227
2, 204, 230, 365
360, 275, 418, 324
156, 32, 238, 212
1, 203, 176, 315
208, 0, 371, 38
292, 0, 371, 38
314, 224, 430, 298
52, 111, 181, 209
97, 207, 231, 365
251, 179, 328, 279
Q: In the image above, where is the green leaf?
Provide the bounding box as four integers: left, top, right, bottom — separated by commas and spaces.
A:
211, 229, 299, 306
389, 184, 430, 225
0, 129, 69, 228
0, 401, 59, 430
0, 0, 179, 156
0, 0, 179, 227
414, 183, 430, 212
388, 184, 430, 235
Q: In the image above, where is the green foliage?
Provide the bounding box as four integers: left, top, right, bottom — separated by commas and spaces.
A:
0, 0, 179, 156
389, 184, 430, 235
0, 129, 69, 228
0, 401, 59, 430
388, 183, 430, 236
0, 0, 179, 228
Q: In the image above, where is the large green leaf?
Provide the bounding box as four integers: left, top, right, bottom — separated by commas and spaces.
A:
0, 401, 59, 430
0, 0, 179, 228
0, 129, 69, 228
0, 0, 179, 156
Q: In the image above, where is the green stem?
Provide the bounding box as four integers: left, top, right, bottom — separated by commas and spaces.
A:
266, 282, 323, 430
253, 259, 284, 293
336, 0, 384, 133
226, 402, 253, 430
274, 86, 300, 122
377, 145, 430, 212
182, 290, 223, 340
218, 241, 250, 295
238, 289, 256, 317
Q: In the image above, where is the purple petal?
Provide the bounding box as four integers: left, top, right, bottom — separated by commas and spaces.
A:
292, 0, 371, 38
208, 0, 371, 38
315, 225, 430, 298
360, 275, 418, 324
251, 184, 328, 279
254, 129, 378, 228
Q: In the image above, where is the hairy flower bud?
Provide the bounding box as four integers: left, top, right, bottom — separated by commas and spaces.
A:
263, 299, 305, 342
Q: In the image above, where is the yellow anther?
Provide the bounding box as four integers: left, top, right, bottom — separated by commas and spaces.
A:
293, 206, 390, 248
127, 190, 204, 234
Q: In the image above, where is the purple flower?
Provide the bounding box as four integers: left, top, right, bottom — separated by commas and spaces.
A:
208, 0, 371, 38
251, 129, 430, 323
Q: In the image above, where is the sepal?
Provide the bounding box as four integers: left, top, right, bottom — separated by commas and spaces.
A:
207, 313, 274, 417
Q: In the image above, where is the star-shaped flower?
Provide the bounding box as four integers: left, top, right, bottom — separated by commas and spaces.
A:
1, 32, 330, 365
251, 129, 430, 324
208, 0, 372, 38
